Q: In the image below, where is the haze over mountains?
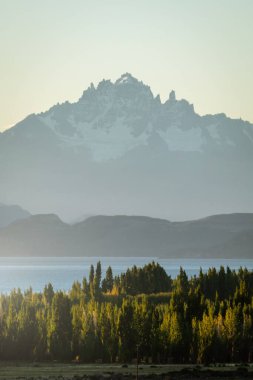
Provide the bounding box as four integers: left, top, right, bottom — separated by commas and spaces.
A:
0, 73, 253, 220
0, 213, 252, 258
0, 203, 30, 229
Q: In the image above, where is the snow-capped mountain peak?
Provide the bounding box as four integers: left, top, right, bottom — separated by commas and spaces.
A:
0, 73, 253, 220
2, 74, 253, 163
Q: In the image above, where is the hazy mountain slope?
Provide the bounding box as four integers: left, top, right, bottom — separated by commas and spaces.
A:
0, 73, 252, 221
0, 203, 30, 229
0, 214, 69, 256
0, 213, 252, 258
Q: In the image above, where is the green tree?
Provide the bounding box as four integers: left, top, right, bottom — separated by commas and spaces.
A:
43, 283, 54, 305
118, 300, 136, 361
89, 264, 95, 299
102, 266, 114, 293
48, 292, 72, 360
94, 261, 102, 300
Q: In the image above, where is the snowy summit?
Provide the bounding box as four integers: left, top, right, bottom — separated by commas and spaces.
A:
4, 73, 250, 162
0, 73, 253, 220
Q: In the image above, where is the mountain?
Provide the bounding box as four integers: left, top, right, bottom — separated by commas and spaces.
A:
0, 203, 30, 229
0, 73, 253, 220
0, 213, 252, 258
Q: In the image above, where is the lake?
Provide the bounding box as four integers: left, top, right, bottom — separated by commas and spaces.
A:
0, 257, 253, 293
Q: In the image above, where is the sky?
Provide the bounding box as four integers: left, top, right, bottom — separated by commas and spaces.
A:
0, 0, 253, 131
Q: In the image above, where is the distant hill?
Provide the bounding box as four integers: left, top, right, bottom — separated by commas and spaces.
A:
0, 203, 30, 229
0, 213, 252, 258
0, 73, 253, 221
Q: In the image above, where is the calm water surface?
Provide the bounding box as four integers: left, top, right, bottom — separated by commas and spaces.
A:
0, 257, 253, 293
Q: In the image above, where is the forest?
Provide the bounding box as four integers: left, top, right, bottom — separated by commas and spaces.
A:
0, 261, 253, 364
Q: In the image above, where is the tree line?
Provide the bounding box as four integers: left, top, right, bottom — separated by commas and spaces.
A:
0, 261, 253, 364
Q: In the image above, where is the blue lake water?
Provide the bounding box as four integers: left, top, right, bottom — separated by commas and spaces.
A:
0, 257, 253, 293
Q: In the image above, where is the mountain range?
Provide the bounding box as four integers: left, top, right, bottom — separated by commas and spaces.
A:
0, 213, 252, 258
0, 203, 30, 229
0, 73, 253, 220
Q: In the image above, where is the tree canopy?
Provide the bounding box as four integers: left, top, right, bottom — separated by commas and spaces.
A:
0, 263, 252, 363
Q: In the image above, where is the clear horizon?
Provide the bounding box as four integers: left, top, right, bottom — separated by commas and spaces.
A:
1, 0, 253, 132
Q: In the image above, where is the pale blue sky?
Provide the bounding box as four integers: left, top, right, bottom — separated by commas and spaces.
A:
0, 0, 253, 131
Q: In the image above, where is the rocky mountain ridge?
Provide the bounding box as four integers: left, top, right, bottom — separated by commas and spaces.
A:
0, 73, 252, 220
